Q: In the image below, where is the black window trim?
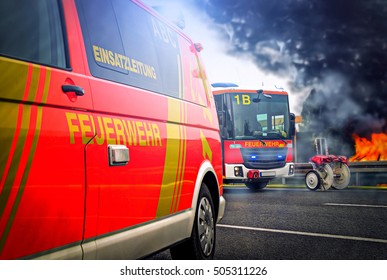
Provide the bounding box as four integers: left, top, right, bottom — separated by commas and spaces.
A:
58, 0, 72, 71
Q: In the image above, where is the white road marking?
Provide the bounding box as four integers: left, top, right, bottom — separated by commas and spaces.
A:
217, 224, 387, 244
323, 203, 387, 208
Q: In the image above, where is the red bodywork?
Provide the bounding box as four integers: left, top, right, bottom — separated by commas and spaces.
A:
0, 0, 222, 259
310, 155, 349, 166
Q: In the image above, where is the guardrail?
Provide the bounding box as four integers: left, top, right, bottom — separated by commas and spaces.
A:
292, 161, 387, 186
346, 161, 387, 186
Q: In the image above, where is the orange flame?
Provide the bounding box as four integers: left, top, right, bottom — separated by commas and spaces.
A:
349, 133, 387, 162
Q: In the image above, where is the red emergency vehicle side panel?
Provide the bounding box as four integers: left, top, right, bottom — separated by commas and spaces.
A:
0, 0, 93, 259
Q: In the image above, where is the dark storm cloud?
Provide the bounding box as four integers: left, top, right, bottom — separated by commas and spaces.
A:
194, 0, 387, 155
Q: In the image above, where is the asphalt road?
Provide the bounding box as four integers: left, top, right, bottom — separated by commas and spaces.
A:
149, 186, 387, 260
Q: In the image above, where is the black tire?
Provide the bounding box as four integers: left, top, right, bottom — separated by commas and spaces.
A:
170, 183, 216, 260
305, 170, 321, 191
245, 180, 268, 191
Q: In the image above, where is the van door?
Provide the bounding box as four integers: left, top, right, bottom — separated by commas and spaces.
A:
76, 0, 199, 259
0, 0, 93, 259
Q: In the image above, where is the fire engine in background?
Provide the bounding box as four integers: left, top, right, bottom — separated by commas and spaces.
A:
0, 0, 224, 259
212, 83, 296, 190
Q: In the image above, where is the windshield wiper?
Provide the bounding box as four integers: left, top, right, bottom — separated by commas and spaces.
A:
258, 138, 266, 146
267, 131, 287, 145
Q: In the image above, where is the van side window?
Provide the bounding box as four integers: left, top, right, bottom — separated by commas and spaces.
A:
76, 0, 182, 99
0, 0, 66, 68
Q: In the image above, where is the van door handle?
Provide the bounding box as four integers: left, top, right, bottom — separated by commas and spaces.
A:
62, 85, 85, 96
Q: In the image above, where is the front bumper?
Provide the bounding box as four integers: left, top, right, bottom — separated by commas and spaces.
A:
224, 162, 295, 182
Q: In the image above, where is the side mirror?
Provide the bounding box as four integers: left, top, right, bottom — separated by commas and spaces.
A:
217, 111, 226, 138
289, 113, 296, 137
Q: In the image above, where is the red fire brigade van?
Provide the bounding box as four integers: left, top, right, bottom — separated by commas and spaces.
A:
0, 0, 224, 260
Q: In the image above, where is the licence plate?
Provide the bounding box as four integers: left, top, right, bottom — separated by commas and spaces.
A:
260, 171, 276, 177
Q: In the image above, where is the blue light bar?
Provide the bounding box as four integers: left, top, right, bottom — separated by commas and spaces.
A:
211, 82, 239, 88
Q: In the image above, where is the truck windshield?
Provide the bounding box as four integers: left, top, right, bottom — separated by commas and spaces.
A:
230, 92, 291, 140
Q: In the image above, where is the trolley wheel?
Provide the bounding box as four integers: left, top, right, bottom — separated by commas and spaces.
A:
305, 170, 321, 191
317, 163, 334, 191
331, 162, 351, 189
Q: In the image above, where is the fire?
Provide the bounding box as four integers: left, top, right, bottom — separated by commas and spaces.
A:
349, 133, 387, 161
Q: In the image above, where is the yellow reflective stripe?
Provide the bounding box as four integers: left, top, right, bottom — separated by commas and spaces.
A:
42, 68, 51, 104
171, 103, 187, 213
157, 89, 187, 216
0, 105, 31, 218
0, 62, 36, 218
27, 66, 41, 101
200, 130, 212, 162
0, 105, 44, 253
0, 67, 51, 254
0, 57, 29, 100
174, 103, 187, 212
157, 121, 181, 217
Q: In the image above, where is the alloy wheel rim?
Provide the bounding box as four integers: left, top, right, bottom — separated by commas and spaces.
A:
197, 197, 214, 256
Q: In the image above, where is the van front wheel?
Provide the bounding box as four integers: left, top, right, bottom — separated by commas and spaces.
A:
170, 183, 216, 259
